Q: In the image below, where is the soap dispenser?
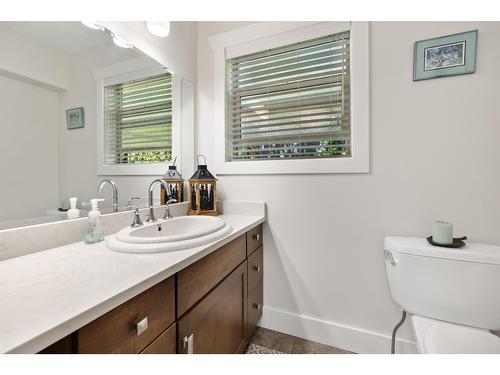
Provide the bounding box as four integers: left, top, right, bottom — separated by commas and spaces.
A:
83, 198, 105, 244
67, 197, 80, 219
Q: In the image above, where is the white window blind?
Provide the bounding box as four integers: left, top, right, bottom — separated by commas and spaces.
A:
226, 31, 350, 161
104, 72, 172, 164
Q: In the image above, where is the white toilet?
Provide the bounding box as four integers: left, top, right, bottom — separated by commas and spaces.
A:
384, 236, 500, 353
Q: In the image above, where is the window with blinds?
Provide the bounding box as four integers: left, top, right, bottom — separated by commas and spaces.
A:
226, 31, 350, 161
103, 72, 172, 164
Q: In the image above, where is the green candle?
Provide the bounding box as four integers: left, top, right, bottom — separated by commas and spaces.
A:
432, 220, 453, 245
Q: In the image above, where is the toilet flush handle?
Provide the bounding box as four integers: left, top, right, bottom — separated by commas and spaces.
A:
384, 250, 398, 266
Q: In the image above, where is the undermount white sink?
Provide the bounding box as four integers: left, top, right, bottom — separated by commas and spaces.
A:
106, 216, 232, 254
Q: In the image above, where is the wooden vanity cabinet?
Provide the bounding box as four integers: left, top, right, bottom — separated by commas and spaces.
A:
38, 224, 264, 354
247, 246, 263, 336
176, 235, 246, 318
247, 224, 263, 256
78, 276, 175, 354
177, 261, 248, 354
140, 323, 177, 354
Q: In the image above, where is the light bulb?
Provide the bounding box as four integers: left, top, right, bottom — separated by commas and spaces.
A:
146, 21, 170, 37
111, 33, 133, 49
81, 21, 104, 31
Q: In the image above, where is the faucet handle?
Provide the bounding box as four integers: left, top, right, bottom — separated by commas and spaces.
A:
125, 197, 141, 210
124, 200, 144, 228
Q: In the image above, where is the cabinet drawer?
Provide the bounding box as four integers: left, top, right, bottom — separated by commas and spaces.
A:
177, 261, 248, 354
78, 276, 175, 354
177, 235, 246, 318
141, 323, 176, 354
247, 246, 263, 294
246, 224, 263, 256
248, 279, 263, 338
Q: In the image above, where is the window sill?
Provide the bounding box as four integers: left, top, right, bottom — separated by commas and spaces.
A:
98, 163, 171, 176
214, 156, 369, 175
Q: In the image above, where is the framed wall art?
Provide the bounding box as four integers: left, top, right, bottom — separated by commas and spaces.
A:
413, 30, 478, 81
66, 107, 85, 129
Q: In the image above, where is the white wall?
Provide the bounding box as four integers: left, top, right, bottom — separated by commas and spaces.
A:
197, 21, 500, 353
0, 74, 59, 221
0, 25, 68, 90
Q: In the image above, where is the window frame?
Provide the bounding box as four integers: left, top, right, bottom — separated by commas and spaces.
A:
94, 57, 181, 176
209, 21, 369, 174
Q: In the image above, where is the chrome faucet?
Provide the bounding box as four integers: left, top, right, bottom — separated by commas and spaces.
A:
98, 179, 118, 212
124, 197, 143, 227
147, 179, 172, 223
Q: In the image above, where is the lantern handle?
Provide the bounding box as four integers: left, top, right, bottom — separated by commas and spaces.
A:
172, 156, 177, 166
196, 154, 207, 166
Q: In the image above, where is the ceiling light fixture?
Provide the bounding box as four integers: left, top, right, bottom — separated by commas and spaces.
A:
146, 21, 170, 37
81, 21, 105, 31
111, 33, 134, 49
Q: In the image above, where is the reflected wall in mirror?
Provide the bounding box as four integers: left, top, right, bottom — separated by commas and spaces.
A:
0, 22, 195, 230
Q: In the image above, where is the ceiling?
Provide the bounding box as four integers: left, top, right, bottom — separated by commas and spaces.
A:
1, 21, 112, 55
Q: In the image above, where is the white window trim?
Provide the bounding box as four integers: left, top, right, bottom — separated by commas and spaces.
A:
209, 21, 369, 175
93, 56, 182, 176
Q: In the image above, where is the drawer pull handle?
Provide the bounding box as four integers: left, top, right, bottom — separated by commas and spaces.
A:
253, 265, 261, 272
253, 233, 261, 241
183, 334, 194, 354
253, 303, 261, 311
136, 317, 149, 336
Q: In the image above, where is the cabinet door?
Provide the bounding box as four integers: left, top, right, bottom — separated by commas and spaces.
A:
141, 323, 176, 354
177, 235, 246, 318
177, 261, 248, 354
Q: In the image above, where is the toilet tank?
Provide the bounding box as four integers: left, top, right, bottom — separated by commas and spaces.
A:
384, 237, 500, 330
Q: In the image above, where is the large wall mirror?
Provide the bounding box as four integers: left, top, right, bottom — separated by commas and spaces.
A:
0, 22, 195, 230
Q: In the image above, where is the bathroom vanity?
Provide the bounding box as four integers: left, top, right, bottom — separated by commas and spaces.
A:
0, 203, 265, 354
41, 224, 263, 354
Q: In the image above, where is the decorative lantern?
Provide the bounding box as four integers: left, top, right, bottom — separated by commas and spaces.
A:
161, 158, 184, 204
188, 155, 218, 216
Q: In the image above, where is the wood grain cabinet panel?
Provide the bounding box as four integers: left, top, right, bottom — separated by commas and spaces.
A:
247, 246, 263, 294
177, 261, 248, 354
246, 224, 263, 256
78, 277, 175, 354
247, 279, 263, 337
141, 323, 176, 354
176, 235, 246, 318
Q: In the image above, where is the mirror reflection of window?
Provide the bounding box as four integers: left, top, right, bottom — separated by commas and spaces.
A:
103, 73, 173, 165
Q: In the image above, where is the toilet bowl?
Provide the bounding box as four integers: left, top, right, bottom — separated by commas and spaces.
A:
411, 315, 500, 354
384, 236, 500, 353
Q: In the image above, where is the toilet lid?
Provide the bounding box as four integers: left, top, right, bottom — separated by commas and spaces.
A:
412, 315, 500, 354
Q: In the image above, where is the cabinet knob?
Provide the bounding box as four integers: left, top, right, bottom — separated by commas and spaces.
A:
253, 233, 261, 241
253, 303, 261, 311
253, 265, 261, 272
136, 317, 149, 336
183, 333, 194, 354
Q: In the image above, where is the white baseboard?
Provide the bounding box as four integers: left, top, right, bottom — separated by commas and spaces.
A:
259, 306, 417, 354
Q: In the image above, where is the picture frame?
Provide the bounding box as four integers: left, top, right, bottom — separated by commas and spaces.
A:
413, 30, 478, 81
65, 107, 85, 129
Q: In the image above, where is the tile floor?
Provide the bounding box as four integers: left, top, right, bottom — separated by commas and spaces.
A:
246, 327, 354, 354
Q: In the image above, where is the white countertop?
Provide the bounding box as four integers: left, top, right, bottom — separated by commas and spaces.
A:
0, 213, 264, 353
